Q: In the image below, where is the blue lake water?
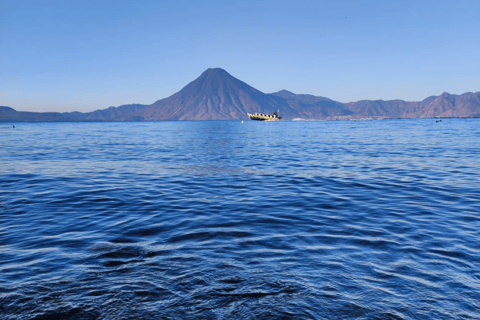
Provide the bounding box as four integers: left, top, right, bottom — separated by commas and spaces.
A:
1, 119, 479, 319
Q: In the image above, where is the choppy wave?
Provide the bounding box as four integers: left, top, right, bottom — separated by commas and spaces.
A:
1, 119, 479, 319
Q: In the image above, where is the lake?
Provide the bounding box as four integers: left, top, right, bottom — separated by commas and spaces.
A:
1, 119, 479, 319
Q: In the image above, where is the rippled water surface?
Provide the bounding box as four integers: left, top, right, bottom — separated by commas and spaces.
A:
1, 119, 480, 319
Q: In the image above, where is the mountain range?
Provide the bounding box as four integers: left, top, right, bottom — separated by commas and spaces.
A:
2, 68, 480, 121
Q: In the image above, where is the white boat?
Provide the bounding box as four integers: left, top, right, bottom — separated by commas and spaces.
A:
247, 111, 282, 121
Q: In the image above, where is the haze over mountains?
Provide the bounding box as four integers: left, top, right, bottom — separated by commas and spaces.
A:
2, 68, 480, 121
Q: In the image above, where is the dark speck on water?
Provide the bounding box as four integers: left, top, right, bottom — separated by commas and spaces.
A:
1, 119, 479, 319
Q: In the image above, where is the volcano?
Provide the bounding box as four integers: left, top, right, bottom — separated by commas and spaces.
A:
137, 68, 297, 120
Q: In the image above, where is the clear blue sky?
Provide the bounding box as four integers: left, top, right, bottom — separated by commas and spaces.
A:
1, 0, 479, 112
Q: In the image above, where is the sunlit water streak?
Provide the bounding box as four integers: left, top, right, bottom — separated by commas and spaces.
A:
1, 119, 479, 319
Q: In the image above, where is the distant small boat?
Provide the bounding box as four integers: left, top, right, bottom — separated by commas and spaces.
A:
292, 118, 305, 121
247, 111, 282, 121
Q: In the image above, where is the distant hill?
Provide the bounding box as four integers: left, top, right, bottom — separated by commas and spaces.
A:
345, 92, 480, 119
269, 90, 353, 119
63, 104, 149, 121
0, 106, 66, 122
2, 69, 480, 121
0, 104, 149, 122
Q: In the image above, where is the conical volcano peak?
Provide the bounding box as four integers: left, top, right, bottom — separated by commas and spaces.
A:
195, 68, 237, 85
200, 68, 231, 78
183, 67, 254, 94
204, 67, 228, 73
